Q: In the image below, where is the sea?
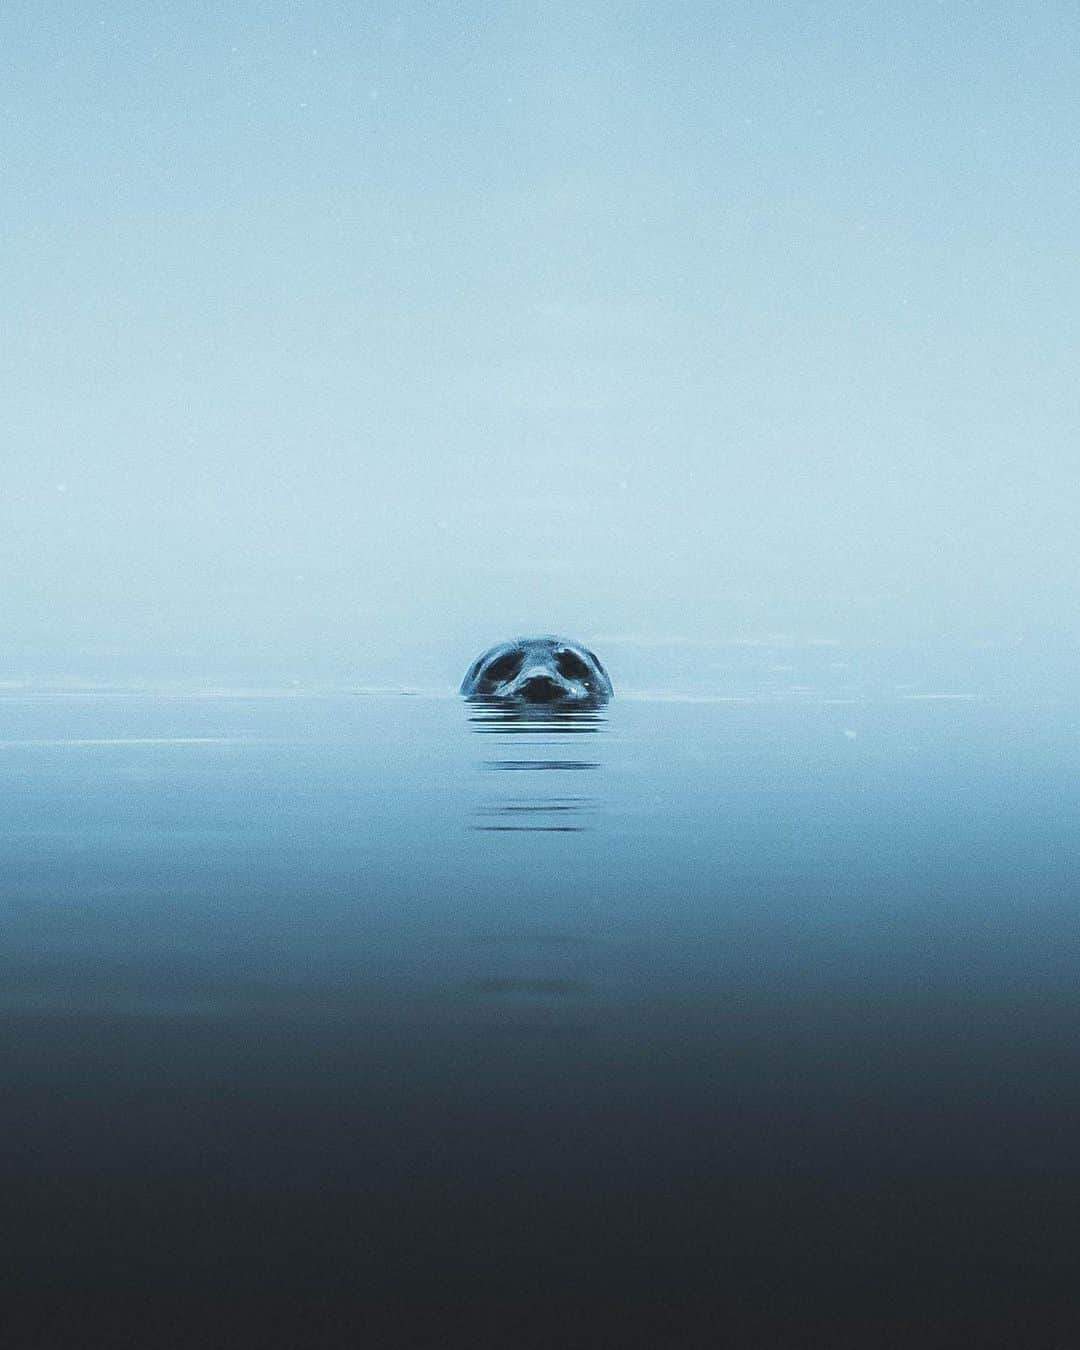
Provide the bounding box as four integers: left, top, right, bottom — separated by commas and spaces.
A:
2, 654, 1079, 1347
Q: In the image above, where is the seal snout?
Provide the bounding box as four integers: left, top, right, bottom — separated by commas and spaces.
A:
517, 673, 570, 703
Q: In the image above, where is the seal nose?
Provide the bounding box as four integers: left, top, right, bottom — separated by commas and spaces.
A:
519, 674, 566, 703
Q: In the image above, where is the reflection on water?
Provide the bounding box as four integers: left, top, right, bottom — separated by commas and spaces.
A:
462, 698, 606, 1033
467, 698, 606, 833
473, 801, 593, 833
482, 760, 597, 771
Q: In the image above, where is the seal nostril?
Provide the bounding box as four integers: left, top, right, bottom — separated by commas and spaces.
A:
520, 675, 564, 703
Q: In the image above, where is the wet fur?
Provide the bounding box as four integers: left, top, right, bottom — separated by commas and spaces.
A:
460, 636, 613, 704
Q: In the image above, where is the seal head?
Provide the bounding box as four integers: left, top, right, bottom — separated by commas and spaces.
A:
460, 636, 613, 705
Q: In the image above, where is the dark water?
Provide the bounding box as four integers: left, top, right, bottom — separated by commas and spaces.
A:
3, 690, 1079, 1347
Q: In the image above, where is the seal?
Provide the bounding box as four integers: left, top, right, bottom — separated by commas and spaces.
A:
460, 636, 613, 704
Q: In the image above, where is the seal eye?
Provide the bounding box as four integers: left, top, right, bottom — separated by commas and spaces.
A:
484, 651, 524, 684
555, 649, 591, 682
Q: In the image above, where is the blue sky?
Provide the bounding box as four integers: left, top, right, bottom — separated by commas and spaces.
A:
3, 1, 1077, 683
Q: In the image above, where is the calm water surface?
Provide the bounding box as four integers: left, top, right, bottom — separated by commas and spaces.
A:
2, 690, 1079, 1347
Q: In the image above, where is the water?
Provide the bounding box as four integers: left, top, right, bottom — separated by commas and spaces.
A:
3, 687, 1079, 1347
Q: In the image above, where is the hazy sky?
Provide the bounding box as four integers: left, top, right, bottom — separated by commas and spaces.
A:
4, 1, 1078, 683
